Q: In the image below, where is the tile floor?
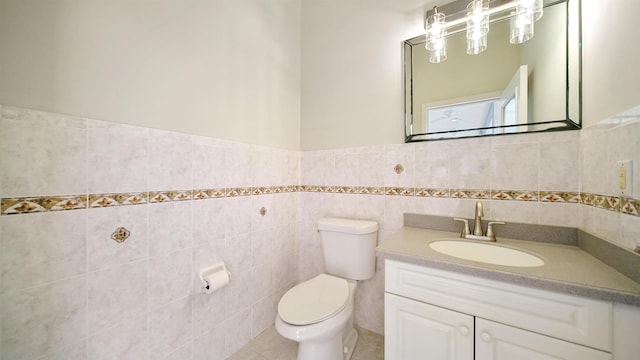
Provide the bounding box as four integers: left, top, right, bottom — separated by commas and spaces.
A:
229, 326, 384, 360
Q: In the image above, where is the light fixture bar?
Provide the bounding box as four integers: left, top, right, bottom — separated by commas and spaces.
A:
424, 0, 543, 63
425, 0, 515, 27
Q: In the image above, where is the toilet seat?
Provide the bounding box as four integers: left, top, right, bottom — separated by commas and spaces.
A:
278, 274, 349, 326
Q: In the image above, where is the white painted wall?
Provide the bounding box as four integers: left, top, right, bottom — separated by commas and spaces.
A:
300, 0, 426, 150
582, 0, 640, 127
0, 0, 301, 150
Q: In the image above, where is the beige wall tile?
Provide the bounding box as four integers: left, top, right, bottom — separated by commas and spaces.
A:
193, 324, 226, 360
149, 248, 193, 309
414, 141, 451, 189
539, 202, 582, 228
448, 137, 492, 189
88, 260, 147, 335
148, 129, 193, 192
1, 277, 86, 359
0, 107, 86, 198
539, 132, 580, 191
88, 315, 148, 360
87, 119, 148, 194
148, 201, 193, 256
149, 296, 192, 359
251, 294, 277, 338
489, 199, 540, 224
1, 211, 86, 293
224, 309, 252, 358
490, 141, 539, 191
192, 138, 227, 190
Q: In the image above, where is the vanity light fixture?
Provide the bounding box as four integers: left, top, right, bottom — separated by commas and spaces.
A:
424, 0, 543, 63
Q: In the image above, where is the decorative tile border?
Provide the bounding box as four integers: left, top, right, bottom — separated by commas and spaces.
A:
1, 195, 87, 215
386, 187, 415, 196
89, 192, 148, 208
2, 186, 639, 218
540, 191, 581, 203
359, 187, 385, 195
415, 188, 449, 198
194, 189, 225, 199
621, 198, 639, 216
492, 190, 539, 202
451, 189, 490, 199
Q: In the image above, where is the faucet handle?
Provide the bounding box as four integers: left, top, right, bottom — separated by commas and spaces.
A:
453, 218, 470, 238
485, 221, 505, 240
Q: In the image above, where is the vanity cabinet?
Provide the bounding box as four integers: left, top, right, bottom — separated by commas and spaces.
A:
385, 293, 473, 359
384, 260, 613, 360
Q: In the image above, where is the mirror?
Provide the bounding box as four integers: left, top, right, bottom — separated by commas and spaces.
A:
404, 0, 581, 142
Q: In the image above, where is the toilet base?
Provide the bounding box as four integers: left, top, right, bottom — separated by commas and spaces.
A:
296, 326, 358, 360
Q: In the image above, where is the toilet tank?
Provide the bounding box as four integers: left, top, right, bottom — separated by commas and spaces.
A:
317, 217, 379, 280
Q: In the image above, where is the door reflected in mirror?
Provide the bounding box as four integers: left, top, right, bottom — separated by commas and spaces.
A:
424, 65, 528, 138
404, 0, 581, 142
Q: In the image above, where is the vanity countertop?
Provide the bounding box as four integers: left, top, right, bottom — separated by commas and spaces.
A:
376, 226, 640, 306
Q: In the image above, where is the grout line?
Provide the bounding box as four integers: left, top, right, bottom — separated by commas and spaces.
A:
84, 118, 90, 360
146, 128, 151, 360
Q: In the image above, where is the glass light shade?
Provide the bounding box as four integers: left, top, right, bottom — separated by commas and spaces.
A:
467, 33, 488, 55
425, 11, 447, 63
425, 12, 446, 51
429, 38, 448, 63
509, 8, 534, 44
466, 0, 489, 54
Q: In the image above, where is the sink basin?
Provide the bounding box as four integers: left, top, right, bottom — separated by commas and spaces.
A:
429, 240, 545, 267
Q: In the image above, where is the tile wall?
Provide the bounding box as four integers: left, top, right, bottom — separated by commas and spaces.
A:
2, 103, 639, 358
0, 105, 301, 360
580, 105, 640, 250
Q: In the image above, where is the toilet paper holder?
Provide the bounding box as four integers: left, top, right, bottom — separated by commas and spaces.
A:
199, 262, 231, 293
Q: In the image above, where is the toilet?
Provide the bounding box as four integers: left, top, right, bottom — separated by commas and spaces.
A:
275, 217, 378, 360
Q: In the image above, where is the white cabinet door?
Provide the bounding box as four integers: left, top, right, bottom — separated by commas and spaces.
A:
385, 260, 612, 352
385, 293, 474, 360
475, 318, 612, 360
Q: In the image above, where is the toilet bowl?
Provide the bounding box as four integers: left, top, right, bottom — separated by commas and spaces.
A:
274, 217, 378, 360
275, 274, 358, 360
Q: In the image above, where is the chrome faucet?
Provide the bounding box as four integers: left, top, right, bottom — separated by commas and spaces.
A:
472, 201, 484, 237
453, 201, 504, 242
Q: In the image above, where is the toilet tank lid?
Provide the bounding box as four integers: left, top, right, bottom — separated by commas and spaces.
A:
317, 218, 378, 234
